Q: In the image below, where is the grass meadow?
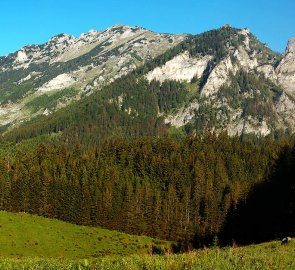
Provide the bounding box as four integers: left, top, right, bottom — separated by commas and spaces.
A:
0, 211, 294, 269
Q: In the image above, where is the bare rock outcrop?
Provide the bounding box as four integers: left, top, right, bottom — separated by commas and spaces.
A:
276, 38, 295, 98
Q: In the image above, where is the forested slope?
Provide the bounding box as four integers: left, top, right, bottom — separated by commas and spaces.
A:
0, 134, 293, 247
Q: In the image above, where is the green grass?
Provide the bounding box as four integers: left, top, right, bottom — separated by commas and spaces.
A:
0, 211, 294, 269
26, 87, 78, 113
0, 211, 168, 259
0, 241, 294, 269
0, 133, 60, 159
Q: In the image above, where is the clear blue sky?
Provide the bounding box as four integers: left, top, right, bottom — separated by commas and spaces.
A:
0, 0, 294, 56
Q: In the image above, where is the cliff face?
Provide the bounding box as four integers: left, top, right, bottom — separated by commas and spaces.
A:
277, 38, 295, 98
146, 28, 295, 135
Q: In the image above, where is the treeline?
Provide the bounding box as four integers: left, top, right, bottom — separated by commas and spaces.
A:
0, 134, 291, 246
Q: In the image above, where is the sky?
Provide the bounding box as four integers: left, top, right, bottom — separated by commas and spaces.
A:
0, 0, 294, 56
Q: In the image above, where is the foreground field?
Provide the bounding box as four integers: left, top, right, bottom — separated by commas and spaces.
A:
0, 240, 294, 269
0, 211, 168, 258
0, 211, 294, 269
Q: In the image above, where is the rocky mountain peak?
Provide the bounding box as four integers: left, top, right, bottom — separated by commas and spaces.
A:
222, 24, 232, 28
287, 37, 295, 53
276, 37, 295, 99
107, 24, 131, 32
48, 33, 75, 44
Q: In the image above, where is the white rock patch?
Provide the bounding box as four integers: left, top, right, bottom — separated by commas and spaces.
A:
276, 92, 295, 128
15, 50, 28, 63
287, 38, 295, 53
165, 101, 199, 127
18, 74, 32, 84
234, 46, 258, 70
227, 118, 270, 136
238, 28, 251, 50
38, 74, 76, 93
146, 52, 212, 83
201, 56, 238, 97
276, 40, 295, 98
121, 29, 136, 39
276, 92, 295, 113
257, 65, 277, 81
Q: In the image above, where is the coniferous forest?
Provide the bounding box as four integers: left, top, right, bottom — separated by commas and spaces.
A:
0, 133, 294, 248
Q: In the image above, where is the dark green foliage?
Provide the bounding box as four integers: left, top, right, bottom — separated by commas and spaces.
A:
221, 143, 295, 245
0, 82, 34, 104
247, 33, 281, 64
150, 80, 189, 113
0, 62, 49, 88
0, 134, 290, 247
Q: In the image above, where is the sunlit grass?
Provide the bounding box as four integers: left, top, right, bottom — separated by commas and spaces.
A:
0, 211, 294, 269
0, 211, 168, 259
0, 240, 294, 269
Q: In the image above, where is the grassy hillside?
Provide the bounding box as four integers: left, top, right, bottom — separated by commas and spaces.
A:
0, 211, 169, 259
0, 240, 294, 269
0, 212, 294, 269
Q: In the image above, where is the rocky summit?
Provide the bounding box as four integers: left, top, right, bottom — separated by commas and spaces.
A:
0, 24, 295, 137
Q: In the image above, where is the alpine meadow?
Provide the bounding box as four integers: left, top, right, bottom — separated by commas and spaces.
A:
0, 1, 294, 268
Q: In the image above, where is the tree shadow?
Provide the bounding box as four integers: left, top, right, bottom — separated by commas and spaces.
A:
220, 145, 295, 246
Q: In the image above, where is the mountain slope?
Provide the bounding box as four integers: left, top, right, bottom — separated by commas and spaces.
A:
145, 26, 295, 136
277, 37, 295, 98
2, 25, 295, 141
0, 24, 186, 128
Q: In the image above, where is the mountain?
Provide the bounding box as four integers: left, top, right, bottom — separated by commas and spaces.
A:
146, 26, 295, 136
1, 24, 295, 140
0, 24, 186, 128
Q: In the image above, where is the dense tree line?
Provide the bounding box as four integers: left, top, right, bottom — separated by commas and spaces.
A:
0, 134, 292, 247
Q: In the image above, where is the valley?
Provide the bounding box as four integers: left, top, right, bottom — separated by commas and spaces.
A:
0, 21, 294, 270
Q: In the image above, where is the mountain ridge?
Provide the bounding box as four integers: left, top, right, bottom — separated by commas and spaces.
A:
0, 24, 187, 128
1, 24, 295, 140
